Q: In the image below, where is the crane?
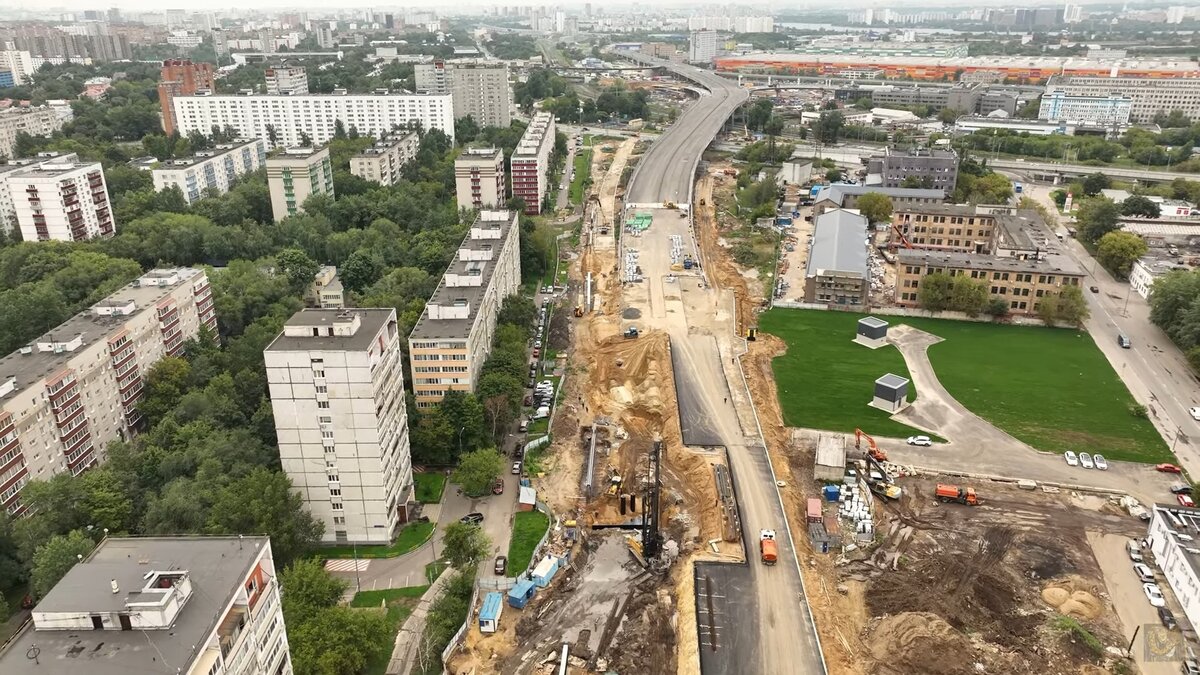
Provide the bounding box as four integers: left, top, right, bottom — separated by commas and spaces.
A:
854, 428, 888, 462
891, 223, 914, 249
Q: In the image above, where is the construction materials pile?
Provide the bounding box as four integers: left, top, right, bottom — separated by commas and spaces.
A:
625, 212, 652, 236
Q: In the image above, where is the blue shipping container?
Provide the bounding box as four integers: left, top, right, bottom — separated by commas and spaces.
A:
823, 484, 841, 502
508, 578, 536, 609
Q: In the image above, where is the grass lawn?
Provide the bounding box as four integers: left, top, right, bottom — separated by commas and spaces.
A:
424, 560, 449, 584
319, 521, 436, 559
355, 586, 429, 675
413, 472, 446, 504
507, 510, 551, 575
569, 149, 593, 205
759, 309, 1169, 463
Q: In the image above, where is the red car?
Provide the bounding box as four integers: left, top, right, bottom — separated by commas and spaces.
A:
492, 478, 504, 495
1179, 493, 1196, 508
1157, 463, 1184, 474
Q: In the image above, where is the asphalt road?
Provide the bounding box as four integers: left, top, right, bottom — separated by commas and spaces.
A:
617, 54, 748, 205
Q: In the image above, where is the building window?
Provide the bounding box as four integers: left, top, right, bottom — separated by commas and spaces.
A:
313, 370, 325, 379
333, 516, 345, 525
330, 488, 341, 497
331, 502, 343, 511
317, 400, 330, 409
319, 416, 332, 424
316, 385, 327, 393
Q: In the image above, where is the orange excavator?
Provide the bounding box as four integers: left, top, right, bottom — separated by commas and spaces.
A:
854, 428, 888, 462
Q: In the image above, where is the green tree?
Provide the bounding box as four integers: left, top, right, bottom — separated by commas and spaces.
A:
1149, 270, 1200, 350
290, 606, 390, 675
900, 175, 934, 189
985, 297, 1009, 317
281, 558, 348, 615
917, 272, 955, 312
207, 468, 323, 565
746, 99, 774, 131
450, 447, 505, 497
138, 357, 193, 427
275, 248, 320, 293
825, 168, 843, 182
1037, 293, 1061, 326
1096, 231, 1148, 277
1056, 285, 1090, 327
31, 530, 96, 597
814, 111, 845, 145
1121, 195, 1161, 218
856, 192, 894, 224
1081, 172, 1111, 196
340, 250, 384, 293
950, 276, 988, 317
1076, 198, 1122, 244
937, 107, 965, 124
441, 521, 491, 569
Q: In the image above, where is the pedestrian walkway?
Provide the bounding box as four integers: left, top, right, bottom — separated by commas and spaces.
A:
386, 566, 456, 675
325, 559, 371, 573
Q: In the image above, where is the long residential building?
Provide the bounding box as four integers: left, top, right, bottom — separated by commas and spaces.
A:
265, 66, 309, 95
349, 132, 419, 186
0, 267, 216, 516
0, 536, 292, 675
1038, 89, 1133, 126
1044, 75, 1200, 124
151, 138, 267, 204
1, 153, 114, 242
158, 58, 215, 136
455, 147, 506, 210
265, 308, 414, 545
266, 146, 334, 221
511, 112, 555, 215
172, 92, 455, 148
415, 60, 512, 127
409, 210, 521, 407
0, 106, 66, 161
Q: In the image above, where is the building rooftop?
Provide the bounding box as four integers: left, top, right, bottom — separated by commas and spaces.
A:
0, 536, 268, 675
410, 210, 519, 342
807, 209, 869, 277
1152, 504, 1200, 582
716, 52, 1200, 75
154, 139, 260, 169
897, 248, 1084, 276
876, 373, 909, 389
183, 91, 450, 100
265, 308, 395, 353
0, 268, 204, 404
353, 132, 418, 158
815, 184, 945, 208
268, 146, 327, 161
457, 147, 502, 161
513, 113, 554, 159
859, 316, 888, 329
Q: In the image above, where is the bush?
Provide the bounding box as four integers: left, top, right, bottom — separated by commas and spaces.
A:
1129, 403, 1148, 419
1052, 615, 1104, 656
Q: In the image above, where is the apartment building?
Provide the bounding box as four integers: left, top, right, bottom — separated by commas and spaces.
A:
454, 147, 506, 210
158, 59, 215, 136
266, 146, 334, 222
688, 29, 719, 64
1, 153, 114, 242
510, 112, 556, 215
0, 536, 292, 675
172, 92, 454, 148
804, 209, 871, 306
1147, 505, 1200, 634
0, 268, 216, 515
151, 138, 267, 204
265, 66, 309, 95
812, 185, 945, 215
865, 147, 959, 195
409, 210, 522, 407
451, 62, 512, 127
1038, 89, 1133, 126
349, 132, 419, 186
306, 266, 345, 309
414, 60, 450, 94
0, 106, 66, 161
1044, 75, 1200, 124
265, 309, 414, 544
0, 50, 35, 85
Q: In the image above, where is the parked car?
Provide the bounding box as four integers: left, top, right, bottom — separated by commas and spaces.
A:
1127, 539, 1144, 562
1159, 606, 1178, 630
512, 461, 522, 475
1184, 659, 1200, 675
906, 435, 932, 447
1191, 406, 1200, 421
1134, 562, 1156, 582
1092, 454, 1108, 470
1179, 494, 1196, 508
1064, 451, 1079, 466
494, 556, 507, 575
1079, 452, 1094, 469
460, 512, 484, 525
1144, 582, 1166, 607
1171, 483, 1193, 495
492, 478, 504, 495
518, 420, 529, 432
1157, 463, 1183, 473
1089, 285, 1099, 293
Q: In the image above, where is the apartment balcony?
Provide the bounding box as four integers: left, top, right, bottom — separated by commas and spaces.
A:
217, 605, 250, 660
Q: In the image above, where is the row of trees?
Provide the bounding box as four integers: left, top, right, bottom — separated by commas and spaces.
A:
915, 273, 1089, 326
1150, 270, 1200, 373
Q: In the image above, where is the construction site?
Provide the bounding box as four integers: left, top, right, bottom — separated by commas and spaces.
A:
445, 127, 1167, 675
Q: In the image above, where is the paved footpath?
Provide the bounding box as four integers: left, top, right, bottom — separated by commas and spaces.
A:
386, 567, 456, 675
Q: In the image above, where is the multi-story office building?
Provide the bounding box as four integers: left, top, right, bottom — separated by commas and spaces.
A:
172, 92, 455, 148
265, 66, 309, 95
349, 132, 419, 186
869, 83, 1018, 116
865, 147, 959, 195
510, 112, 555, 215
2, 154, 114, 242
158, 59, 215, 136
1044, 75, 1200, 124
151, 139, 267, 204
265, 308, 414, 544
0, 106, 65, 161
0, 268, 215, 515
454, 147, 505, 210
688, 29, 719, 64
0, 536, 292, 675
415, 60, 511, 127
895, 249, 1085, 315
266, 146, 334, 221
409, 210, 521, 407
804, 209, 871, 306
1038, 89, 1133, 126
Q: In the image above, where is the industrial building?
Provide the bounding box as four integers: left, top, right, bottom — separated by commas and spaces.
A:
151, 138, 267, 204
510, 112, 556, 215
172, 91, 454, 148
1043, 75, 1200, 124
1, 153, 114, 242
265, 308, 414, 544
0, 536, 292, 675
455, 147, 506, 210
812, 185, 945, 215
865, 147, 959, 194
0, 268, 216, 515
869, 83, 1019, 117
804, 209, 871, 306
409, 210, 522, 407
1038, 89, 1133, 126
266, 146, 335, 221
894, 249, 1085, 315
349, 132, 419, 186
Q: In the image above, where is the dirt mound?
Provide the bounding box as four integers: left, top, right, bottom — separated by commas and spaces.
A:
868, 612, 974, 675
1041, 577, 1104, 620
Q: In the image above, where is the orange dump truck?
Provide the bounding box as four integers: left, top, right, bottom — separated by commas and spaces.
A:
936, 484, 978, 505
759, 529, 778, 565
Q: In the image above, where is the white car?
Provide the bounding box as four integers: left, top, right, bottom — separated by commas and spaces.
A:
1079, 452, 1094, 469
1093, 454, 1108, 470
1064, 450, 1079, 466
1191, 406, 1200, 421
1134, 563, 1156, 582
1127, 539, 1144, 562
1144, 582, 1166, 608
906, 435, 932, 446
